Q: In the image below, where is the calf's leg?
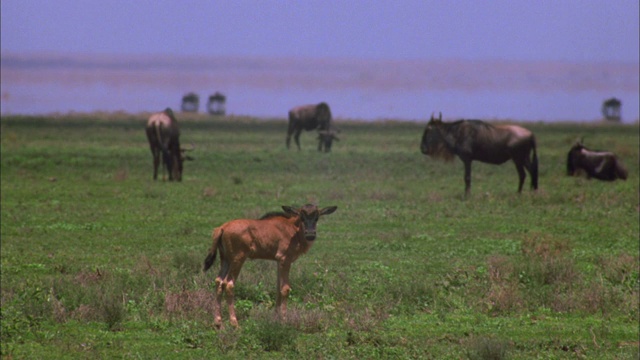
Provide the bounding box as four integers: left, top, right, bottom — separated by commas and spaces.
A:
214, 277, 225, 328
224, 261, 245, 327
276, 262, 292, 319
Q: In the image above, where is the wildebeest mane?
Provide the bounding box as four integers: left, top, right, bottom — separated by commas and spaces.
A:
428, 141, 456, 162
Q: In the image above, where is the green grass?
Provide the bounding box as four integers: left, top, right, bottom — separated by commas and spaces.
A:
1, 113, 638, 359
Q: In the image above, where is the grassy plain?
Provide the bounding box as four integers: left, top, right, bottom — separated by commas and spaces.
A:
1, 113, 638, 359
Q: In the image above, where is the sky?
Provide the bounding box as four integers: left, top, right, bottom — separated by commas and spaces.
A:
2, 0, 639, 63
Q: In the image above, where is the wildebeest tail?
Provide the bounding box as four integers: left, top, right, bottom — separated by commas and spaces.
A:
531, 136, 539, 189
204, 228, 223, 271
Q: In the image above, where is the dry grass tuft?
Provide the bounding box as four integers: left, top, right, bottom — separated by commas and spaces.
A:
485, 255, 523, 313
465, 336, 511, 360
202, 187, 217, 198
74, 268, 105, 287
114, 167, 129, 181
164, 289, 215, 318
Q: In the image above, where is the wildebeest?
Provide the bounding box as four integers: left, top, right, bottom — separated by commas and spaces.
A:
286, 102, 336, 151
145, 108, 193, 181
567, 139, 628, 181
317, 129, 340, 152
203, 204, 338, 328
420, 113, 538, 195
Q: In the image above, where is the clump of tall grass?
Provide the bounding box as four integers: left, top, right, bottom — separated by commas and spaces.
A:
247, 310, 299, 352
465, 336, 511, 360
481, 234, 638, 317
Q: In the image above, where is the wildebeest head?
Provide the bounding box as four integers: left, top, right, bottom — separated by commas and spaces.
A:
420, 112, 455, 161
566, 139, 585, 176
175, 143, 195, 181
282, 204, 338, 241
317, 129, 340, 152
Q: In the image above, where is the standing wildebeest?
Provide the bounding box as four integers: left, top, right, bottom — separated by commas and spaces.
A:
203, 204, 338, 328
286, 102, 337, 152
420, 113, 538, 195
145, 108, 193, 181
567, 139, 628, 181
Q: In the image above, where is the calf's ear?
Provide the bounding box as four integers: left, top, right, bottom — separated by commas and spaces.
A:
319, 206, 338, 216
282, 206, 300, 215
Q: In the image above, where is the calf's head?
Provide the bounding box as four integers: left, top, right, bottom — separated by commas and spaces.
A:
282, 204, 337, 240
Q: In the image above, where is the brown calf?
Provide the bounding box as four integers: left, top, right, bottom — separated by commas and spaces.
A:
203, 204, 338, 328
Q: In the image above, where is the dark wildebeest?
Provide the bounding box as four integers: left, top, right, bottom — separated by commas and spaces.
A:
286, 102, 337, 152
420, 113, 538, 196
566, 139, 628, 181
145, 108, 193, 181
203, 204, 338, 328
317, 128, 340, 152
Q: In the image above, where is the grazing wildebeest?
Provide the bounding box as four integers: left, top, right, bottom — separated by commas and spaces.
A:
317, 128, 340, 152
203, 204, 338, 328
420, 113, 538, 196
567, 139, 628, 181
286, 102, 335, 151
145, 108, 193, 181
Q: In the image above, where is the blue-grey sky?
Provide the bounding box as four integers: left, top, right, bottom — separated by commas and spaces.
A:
2, 0, 639, 63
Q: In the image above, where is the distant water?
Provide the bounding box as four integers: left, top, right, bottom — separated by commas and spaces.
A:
1, 54, 638, 122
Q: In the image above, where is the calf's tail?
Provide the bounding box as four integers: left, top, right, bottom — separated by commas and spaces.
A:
530, 137, 539, 190
204, 228, 223, 271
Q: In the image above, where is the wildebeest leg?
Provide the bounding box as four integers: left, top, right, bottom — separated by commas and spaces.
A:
463, 160, 472, 196
514, 160, 526, 193
286, 132, 292, 149
276, 261, 292, 319
293, 129, 303, 151
521, 155, 538, 190
165, 153, 174, 181
151, 149, 160, 180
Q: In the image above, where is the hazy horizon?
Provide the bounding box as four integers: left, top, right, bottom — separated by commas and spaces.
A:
2, 1, 638, 121
2, 52, 638, 122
